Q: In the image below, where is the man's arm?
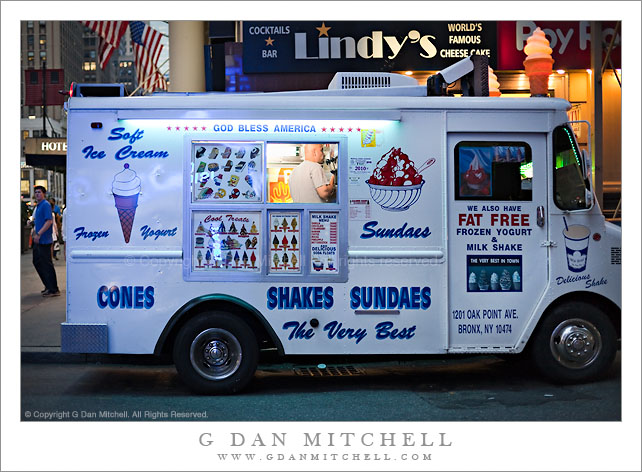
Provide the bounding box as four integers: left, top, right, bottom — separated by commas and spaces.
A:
316, 174, 336, 200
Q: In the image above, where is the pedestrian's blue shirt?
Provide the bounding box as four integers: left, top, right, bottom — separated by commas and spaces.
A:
35, 199, 53, 244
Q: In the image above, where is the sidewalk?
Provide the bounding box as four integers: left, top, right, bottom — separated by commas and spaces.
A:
21, 249, 66, 353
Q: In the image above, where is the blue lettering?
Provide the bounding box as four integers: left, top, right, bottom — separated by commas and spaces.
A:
350, 286, 360, 309
134, 286, 144, 309
374, 286, 386, 309
267, 287, 278, 310
108, 127, 144, 144
302, 287, 313, 309
74, 226, 109, 241
144, 286, 155, 309
323, 286, 334, 309
360, 221, 431, 239
282, 321, 315, 340
108, 286, 119, 309
278, 287, 289, 309
399, 287, 411, 309
120, 286, 133, 309
323, 321, 367, 344
349, 286, 432, 310
81, 145, 106, 160
411, 286, 421, 308
115, 145, 169, 160
140, 225, 178, 241
375, 321, 417, 340
97, 286, 108, 308
387, 287, 399, 309
421, 287, 431, 309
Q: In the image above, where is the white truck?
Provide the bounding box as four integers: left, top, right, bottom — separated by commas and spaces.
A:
63, 57, 621, 394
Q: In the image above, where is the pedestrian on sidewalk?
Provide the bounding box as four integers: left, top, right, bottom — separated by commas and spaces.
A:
32, 186, 60, 297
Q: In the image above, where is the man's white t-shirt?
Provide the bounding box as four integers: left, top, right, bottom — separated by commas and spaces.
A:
289, 160, 330, 203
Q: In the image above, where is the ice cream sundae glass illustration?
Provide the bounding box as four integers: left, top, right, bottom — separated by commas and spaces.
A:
462, 155, 490, 194
112, 164, 141, 243
366, 147, 435, 211
523, 27, 554, 96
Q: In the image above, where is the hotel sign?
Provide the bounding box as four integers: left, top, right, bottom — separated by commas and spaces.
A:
25, 138, 67, 155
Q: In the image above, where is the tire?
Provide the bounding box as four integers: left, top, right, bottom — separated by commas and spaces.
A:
173, 312, 258, 394
530, 301, 617, 383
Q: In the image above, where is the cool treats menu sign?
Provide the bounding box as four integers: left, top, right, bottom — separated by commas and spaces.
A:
310, 212, 339, 274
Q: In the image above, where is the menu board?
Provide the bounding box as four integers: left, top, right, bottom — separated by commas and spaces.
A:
192, 141, 262, 202
310, 212, 339, 274
269, 212, 301, 273
192, 211, 261, 272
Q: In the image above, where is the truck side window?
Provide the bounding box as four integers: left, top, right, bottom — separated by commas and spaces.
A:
266, 143, 338, 204
553, 125, 589, 210
455, 142, 532, 201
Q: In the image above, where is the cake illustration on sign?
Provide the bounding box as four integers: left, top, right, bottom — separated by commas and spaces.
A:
366, 147, 435, 211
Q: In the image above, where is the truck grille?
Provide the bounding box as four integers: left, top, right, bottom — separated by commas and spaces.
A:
611, 247, 621, 264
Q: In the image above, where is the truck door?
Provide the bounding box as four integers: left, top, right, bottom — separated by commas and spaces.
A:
446, 133, 548, 350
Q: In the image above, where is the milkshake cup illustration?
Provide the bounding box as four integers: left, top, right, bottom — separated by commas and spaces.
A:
563, 224, 590, 272
468, 272, 478, 291
478, 270, 489, 291
112, 164, 141, 243
490, 272, 499, 291
499, 270, 512, 291
512, 271, 521, 291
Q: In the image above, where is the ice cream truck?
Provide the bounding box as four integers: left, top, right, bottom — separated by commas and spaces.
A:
62, 56, 621, 394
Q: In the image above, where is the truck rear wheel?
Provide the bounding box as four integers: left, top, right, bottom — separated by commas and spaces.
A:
173, 312, 258, 394
531, 302, 617, 383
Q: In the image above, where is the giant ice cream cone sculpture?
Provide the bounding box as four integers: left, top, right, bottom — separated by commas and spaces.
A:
112, 164, 141, 243
523, 27, 554, 96
488, 67, 501, 97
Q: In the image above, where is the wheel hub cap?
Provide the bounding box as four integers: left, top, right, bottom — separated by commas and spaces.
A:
550, 319, 602, 369
204, 341, 229, 366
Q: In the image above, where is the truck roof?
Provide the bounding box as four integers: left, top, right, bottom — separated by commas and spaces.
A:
68, 92, 571, 115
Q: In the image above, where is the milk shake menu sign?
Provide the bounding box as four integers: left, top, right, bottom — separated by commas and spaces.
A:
310, 212, 339, 274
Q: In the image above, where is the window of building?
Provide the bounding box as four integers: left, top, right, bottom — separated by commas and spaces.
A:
29, 70, 39, 84
50, 70, 59, 83
454, 141, 532, 201
27, 35, 34, 46
22, 130, 30, 140
39, 35, 46, 46
27, 51, 35, 63
39, 51, 46, 61
553, 125, 590, 210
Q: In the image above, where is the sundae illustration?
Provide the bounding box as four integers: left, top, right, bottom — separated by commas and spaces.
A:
312, 258, 324, 271
366, 147, 435, 211
523, 27, 554, 96
112, 164, 141, 243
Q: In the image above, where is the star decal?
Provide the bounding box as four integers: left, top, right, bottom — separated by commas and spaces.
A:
356, 127, 361, 132
330, 127, 335, 132
167, 126, 172, 131
339, 127, 344, 132
193, 126, 198, 131
316, 22, 331, 37
175, 126, 181, 131
322, 127, 327, 132
348, 127, 353, 132
201, 126, 207, 131
265, 37, 275, 46
184, 126, 189, 131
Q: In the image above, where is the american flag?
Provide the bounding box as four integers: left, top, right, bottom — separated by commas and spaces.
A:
129, 21, 167, 92
81, 21, 129, 69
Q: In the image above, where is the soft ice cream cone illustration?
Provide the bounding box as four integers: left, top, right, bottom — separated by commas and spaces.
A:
242, 251, 248, 267
282, 218, 289, 230
291, 253, 298, 268
291, 235, 298, 250
250, 222, 258, 234
500, 270, 512, 291
478, 270, 489, 291
225, 251, 233, 268
112, 164, 141, 243
291, 218, 298, 231
282, 253, 289, 268
250, 236, 258, 248
272, 235, 279, 250
234, 251, 240, 267
512, 271, 521, 290
523, 27, 554, 96
488, 67, 501, 97
490, 272, 500, 291
281, 235, 288, 248
468, 272, 478, 291
250, 252, 256, 268
273, 253, 280, 269
196, 250, 203, 267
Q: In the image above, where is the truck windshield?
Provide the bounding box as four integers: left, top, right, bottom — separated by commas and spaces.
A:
553, 125, 589, 210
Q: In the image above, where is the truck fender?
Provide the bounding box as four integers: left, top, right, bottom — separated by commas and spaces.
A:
154, 294, 284, 357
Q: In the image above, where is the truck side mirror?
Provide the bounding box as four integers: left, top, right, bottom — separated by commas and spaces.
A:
582, 149, 594, 209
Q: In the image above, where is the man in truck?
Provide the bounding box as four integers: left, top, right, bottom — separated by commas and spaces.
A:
289, 143, 336, 203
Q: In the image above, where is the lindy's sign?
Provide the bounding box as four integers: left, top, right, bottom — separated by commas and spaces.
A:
242, 21, 498, 73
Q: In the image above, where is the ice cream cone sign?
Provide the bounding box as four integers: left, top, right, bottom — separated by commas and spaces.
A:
112, 164, 141, 243
523, 27, 554, 96
488, 67, 501, 97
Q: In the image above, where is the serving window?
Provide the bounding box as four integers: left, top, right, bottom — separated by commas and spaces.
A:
454, 141, 532, 201
184, 138, 345, 282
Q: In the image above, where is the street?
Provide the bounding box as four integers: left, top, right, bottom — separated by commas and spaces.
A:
21, 353, 621, 422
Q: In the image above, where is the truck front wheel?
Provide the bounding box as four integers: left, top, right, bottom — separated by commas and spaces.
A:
531, 302, 617, 383
173, 312, 258, 394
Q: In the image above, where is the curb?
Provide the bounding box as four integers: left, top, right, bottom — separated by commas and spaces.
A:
21, 351, 172, 365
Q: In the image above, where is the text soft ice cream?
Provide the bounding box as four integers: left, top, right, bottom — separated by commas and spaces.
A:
112, 164, 141, 243
523, 27, 554, 96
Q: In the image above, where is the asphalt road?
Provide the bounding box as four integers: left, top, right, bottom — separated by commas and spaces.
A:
21, 352, 621, 422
